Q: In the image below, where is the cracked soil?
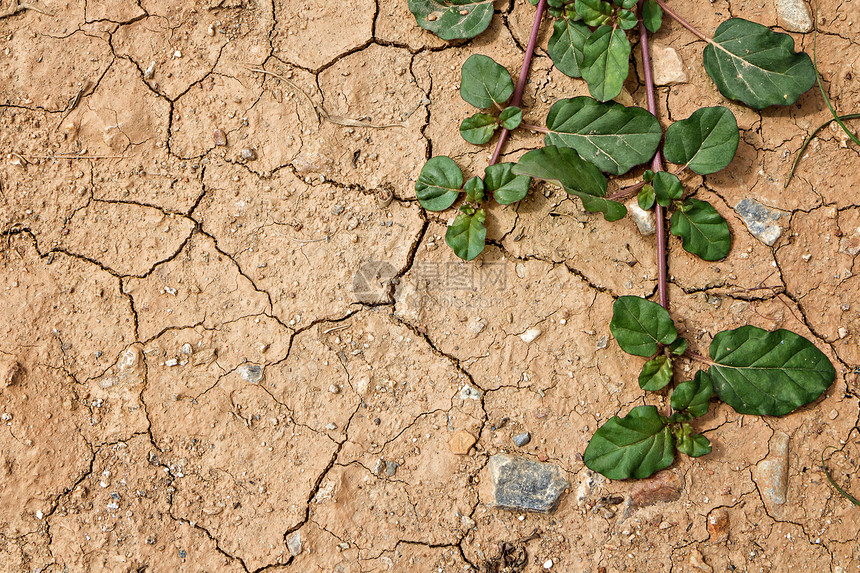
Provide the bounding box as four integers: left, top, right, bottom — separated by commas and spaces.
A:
1, 0, 859, 571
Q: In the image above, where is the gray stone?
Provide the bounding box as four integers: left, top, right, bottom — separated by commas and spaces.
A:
735, 198, 784, 246
385, 460, 399, 477
627, 200, 656, 236
753, 431, 790, 511
287, 532, 302, 556
240, 147, 258, 161
486, 454, 569, 513
777, 0, 813, 32
512, 432, 531, 447
213, 129, 227, 147
239, 363, 263, 384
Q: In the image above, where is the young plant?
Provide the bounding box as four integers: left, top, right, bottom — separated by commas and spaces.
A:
408, 0, 835, 479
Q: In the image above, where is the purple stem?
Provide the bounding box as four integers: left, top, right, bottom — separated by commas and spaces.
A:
653, 0, 709, 43
489, 0, 547, 166
639, 6, 669, 310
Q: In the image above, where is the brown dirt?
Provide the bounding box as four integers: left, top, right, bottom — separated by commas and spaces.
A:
1, 0, 859, 572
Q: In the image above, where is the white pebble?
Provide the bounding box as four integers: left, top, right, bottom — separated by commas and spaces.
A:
520, 328, 542, 344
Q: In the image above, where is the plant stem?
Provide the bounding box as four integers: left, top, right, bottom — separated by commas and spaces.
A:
683, 350, 715, 366
606, 165, 688, 201
653, 0, 710, 43
639, 6, 669, 310
489, 0, 547, 165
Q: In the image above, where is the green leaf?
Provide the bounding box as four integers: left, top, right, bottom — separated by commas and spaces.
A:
460, 54, 514, 109
643, 169, 655, 183
499, 106, 523, 130
407, 0, 495, 40
584, 405, 675, 480
415, 157, 463, 211
581, 26, 631, 102
663, 107, 739, 175
703, 18, 817, 110
463, 176, 485, 203
512, 146, 626, 221
544, 97, 663, 175
653, 172, 683, 207
548, 19, 590, 78
460, 113, 498, 145
485, 163, 530, 205
670, 370, 714, 417
575, 0, 613, 26
617, 8, 637, 30
446, 207, 486, 261
708, 326, 836, 416
669, 199, 731, 261
668, 338, 688, 355
638, 185, 655, 210
610, 295, 678, 357
676, 430, 711, 458
642, 0, 662, 33
639, 356, 674, 391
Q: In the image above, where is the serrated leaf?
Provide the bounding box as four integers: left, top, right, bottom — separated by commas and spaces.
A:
446, 207, 486, 261
408, 0, 495, 40
653, 172, 683, 207
617, 8, 637, 30
581, 26, 631, 102
703, 18, 817, 110
670, 370, 714, 417
575, 0, 613, 26
642, 0, 662, 33
639, 356, 674, 391
610, 295, 678, 357
708, 326, 835, 416
460, 113, 498, 145
638, 185, 655, 210
669, 199, 731, 261
544, 97, 663, 175
415, 156, 463, 211
512, 146, 626, 221
485, 163, 530, 205
463, 175, 485, 202
548, 19, 590, 78
676, 432, 711, 457
663, 107, 739, 175
584, 405, 675, 480
499, 106, 522, 130
460, 54, 514, 109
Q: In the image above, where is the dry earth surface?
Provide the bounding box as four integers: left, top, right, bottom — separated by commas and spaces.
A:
1, 0, 859, 571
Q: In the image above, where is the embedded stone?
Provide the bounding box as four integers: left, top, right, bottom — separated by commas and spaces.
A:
449, 430, 477, 455
627, 200, 656, 236
777, 0, 813, 32
629, 470, 683, 507
486, 454, 570, 513
753, 431, 790, 510
735, 198, 784, 246
650, 43, 688, 85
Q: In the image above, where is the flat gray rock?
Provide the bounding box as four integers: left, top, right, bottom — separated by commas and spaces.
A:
776, 0, 813, 32
735, 198, 784, 246
486, 454, 569, 513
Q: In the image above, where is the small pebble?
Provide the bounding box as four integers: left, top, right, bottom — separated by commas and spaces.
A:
520, 328, 542, 344
331, 204, 345, 216
164, 358, 178, 367
385, 460, 398, 476
180, 343, 193, 355
239, 364, 263, 384
512, 432, 531, 447
325, 422, 337, 431
543, 559, 553, 570
328, 384, 340, 394
213, 129, 227, 146
143, 61, 156, 80
240, 148, 257, 161
287, 532, 302, 556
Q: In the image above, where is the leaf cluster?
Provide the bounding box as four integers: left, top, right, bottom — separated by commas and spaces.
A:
583, 296, 835, 479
